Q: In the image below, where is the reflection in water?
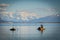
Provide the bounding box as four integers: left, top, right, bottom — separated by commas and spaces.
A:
40, 30, 44, 35
0, 23, 60, 40
38, 28, 44, 36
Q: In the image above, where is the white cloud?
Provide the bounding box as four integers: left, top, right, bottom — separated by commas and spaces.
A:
0, 11, 41, 21
35, 8, 57, 17
16, 17, 20, 20
17, 11, 40, 21
0, 12, 15, 19
8, 12, 14, 18
0, 8, 6, 10
0, 12, 8, 16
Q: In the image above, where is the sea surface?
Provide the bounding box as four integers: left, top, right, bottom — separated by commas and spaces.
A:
0, 23, 60, 40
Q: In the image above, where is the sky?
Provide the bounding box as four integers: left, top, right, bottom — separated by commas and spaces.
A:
0, 0, 60, 21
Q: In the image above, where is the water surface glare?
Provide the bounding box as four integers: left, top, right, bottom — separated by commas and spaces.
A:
0, 23, 60, 40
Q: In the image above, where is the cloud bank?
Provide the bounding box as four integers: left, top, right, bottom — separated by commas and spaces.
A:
0, 11, 40, 21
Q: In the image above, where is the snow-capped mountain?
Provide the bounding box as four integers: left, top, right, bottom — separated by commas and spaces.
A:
0, 11, 40, 22
29, 14, 60, 22
0, 13, 60, 23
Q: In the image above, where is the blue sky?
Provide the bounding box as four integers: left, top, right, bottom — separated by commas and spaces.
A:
0, 0, 60, 21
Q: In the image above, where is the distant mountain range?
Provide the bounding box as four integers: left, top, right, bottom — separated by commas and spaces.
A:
0, 14, 60, 23
29, 14, 60, 22
0, 19, 6, 23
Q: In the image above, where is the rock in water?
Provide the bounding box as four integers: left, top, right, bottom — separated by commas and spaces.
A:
10, 28, 16, 31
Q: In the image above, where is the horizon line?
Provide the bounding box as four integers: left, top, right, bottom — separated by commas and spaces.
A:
0, 22, 60, 23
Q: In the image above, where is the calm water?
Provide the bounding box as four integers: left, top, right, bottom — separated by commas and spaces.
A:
0, 23, 60, 40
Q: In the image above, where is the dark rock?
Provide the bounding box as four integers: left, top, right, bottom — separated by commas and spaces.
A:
10, 28, 16, 31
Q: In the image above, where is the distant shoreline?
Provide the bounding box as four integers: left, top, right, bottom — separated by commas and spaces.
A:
0, 22, 60, 23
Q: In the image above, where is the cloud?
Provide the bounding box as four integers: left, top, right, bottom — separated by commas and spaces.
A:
0, 4, 9, 7
0, 11, 40, 21
8, 12, 14, 18
0, 8, 6, 11
0, 12, 14, 20
16, 17, 20, 20
17, 11, 40, 21
1, 12, 8, 16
